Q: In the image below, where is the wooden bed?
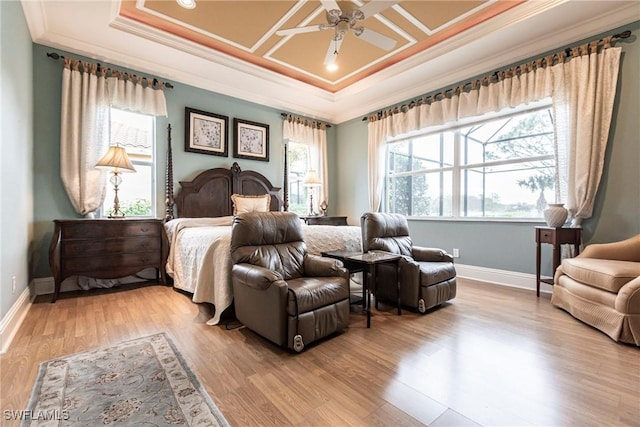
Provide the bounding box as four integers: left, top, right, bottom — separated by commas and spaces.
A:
162, 128, 361, 325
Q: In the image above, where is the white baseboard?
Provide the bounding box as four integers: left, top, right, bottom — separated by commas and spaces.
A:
0, 285, 33, 355
454, 263, 552, 295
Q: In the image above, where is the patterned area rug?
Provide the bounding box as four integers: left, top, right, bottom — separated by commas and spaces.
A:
22, 333, 229, 426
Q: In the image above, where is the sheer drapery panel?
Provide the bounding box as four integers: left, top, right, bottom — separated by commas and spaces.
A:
283, 116, 329, 212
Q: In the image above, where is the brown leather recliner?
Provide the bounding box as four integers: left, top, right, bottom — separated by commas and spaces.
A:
361, 212, 456, 313
230, 211, 350, 352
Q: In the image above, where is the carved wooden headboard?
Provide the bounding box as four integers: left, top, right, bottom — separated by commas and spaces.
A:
173, 162, 282, 218
164, 124, 286, 219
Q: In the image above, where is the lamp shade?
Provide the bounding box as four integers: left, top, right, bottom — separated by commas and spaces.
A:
303, 169, 321, 186
95, 146, 136, 172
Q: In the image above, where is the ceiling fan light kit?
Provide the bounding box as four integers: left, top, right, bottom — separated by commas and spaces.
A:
176, 0, 196, 10
276, 1, 398, 69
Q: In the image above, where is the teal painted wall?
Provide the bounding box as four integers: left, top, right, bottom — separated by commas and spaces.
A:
19, 22, 640, 285
31, 43, 337, 278
335, 22, 640, 277
1, 0, 33, 319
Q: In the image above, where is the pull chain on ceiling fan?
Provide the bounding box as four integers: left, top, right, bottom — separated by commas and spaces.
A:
276, 0, 399, 70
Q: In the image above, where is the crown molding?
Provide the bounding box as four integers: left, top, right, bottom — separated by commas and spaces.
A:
20, 0, 640, 124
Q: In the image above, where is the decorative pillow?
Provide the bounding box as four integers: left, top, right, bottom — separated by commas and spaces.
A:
231, 194, 271, 215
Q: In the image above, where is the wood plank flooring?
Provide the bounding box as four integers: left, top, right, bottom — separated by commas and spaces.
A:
1, 279, 639, 426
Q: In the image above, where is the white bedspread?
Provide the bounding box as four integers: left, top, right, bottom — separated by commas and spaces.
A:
164, 217, 362, 325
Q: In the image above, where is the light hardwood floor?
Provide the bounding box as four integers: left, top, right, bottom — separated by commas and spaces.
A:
1, 279, 638, 426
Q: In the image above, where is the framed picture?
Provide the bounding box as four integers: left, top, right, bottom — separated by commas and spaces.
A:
233, 118, 269, 162
184, 107, 229, 157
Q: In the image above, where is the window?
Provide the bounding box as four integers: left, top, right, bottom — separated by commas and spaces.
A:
286, 141, 310, 215
102, 109, 155, 217
384, 104, 555, 219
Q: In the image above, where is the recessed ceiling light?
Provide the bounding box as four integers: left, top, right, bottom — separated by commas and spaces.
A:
326, 63, 338, 72
176, 0, 196, 9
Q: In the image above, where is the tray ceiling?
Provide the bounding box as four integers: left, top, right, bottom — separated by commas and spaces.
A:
119, 0, 522, 92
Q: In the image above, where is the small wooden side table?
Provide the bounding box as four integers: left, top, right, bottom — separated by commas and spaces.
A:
346, 251, 402, 328
301, 216, 348, 226
535, 226, 581, 297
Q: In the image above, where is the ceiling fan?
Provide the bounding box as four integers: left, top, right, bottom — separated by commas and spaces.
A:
276, 0, 399, 69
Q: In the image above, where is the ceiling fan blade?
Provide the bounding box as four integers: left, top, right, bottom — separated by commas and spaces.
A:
324, 37, 344, 66
276, 25, 325, 36
358, 1, 399, 19
320, 0, 341, 15
356, 28, 396, 50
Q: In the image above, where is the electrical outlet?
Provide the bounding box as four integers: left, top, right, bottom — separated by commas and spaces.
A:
452, 248, 460, 258
12, 276, 17, 294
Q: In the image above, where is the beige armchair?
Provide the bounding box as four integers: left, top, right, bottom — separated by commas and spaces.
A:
230, 211, 350, 352
551, 234, 640, 345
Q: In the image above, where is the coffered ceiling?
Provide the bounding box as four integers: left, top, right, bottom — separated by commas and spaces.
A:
20, 1, 640, 123
119, 0, 522, 92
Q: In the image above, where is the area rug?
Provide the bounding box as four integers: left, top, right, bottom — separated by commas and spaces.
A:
22, 333, 229, 426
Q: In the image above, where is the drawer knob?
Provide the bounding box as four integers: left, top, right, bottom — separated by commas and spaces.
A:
141, 227, 149, 232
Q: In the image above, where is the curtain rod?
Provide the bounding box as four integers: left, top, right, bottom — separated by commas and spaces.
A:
281, 113, 331, 128
361, 30, 631, 122
46, 52, 174, 89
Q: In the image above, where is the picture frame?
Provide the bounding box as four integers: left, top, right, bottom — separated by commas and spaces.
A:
184, 107, 229, 157
233, 118, 269, 162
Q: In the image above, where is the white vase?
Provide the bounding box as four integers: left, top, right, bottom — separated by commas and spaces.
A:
544, 203, 568, 227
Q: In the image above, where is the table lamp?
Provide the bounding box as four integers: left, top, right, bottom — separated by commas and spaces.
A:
95, 146, 136, 218
303, 169, 321, 216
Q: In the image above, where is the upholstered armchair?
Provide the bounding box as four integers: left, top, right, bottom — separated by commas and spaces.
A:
361, 212, 456, 313
230, 211, 350, 352
552, 234, 640, 346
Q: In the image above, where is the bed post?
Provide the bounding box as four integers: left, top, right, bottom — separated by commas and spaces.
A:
283, 141, 289, 212
164, 124, 175, 222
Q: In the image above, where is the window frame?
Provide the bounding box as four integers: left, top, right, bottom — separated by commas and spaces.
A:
383, 102, 555, 222
99, 108, 157, 219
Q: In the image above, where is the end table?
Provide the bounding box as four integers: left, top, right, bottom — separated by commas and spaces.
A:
535, 226, 581, 297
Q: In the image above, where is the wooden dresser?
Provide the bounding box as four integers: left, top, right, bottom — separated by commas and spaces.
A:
49, 219, 168, 302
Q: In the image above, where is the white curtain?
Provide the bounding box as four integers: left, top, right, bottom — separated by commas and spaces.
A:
59, 59, 168, 216
283, 117, 329, 211
60, 59, 110, 216
552, 38, 621, 226
368, 39, 621, 220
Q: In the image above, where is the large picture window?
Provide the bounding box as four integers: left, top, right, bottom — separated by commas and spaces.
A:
384, 104, 555, 219
102, 109, 156, 218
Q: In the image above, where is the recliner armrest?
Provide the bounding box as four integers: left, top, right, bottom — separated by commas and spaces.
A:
412, 246, 454, 263
304, 254, 349, 278
232, 263, 285, 291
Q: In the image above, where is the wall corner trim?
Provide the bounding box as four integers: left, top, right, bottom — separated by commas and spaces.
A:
0, 284, 34, 354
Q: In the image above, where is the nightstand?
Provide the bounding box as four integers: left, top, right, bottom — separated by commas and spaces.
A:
49, 218, 168, 302
535, 226, 581, 297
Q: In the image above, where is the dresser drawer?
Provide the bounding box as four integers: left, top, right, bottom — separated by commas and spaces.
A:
60, 221, 161, 239
61, 236, 161, 257
62, 251, 161, 273
537, 228, 554, 243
